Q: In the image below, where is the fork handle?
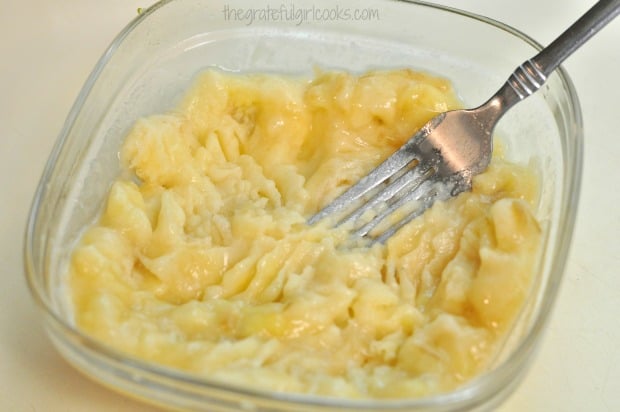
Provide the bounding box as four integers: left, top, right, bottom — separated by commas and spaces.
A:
533, 0, 620, 77
490, 0, 619, 111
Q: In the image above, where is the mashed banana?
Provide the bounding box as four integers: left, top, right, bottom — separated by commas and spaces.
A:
69, 69, 541, 398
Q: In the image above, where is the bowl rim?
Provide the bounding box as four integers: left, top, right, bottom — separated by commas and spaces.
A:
23, 0, 583, 409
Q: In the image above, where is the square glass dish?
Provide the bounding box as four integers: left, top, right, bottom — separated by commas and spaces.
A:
25, 0, 582, 411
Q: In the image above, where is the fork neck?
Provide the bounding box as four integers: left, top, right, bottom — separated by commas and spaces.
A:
474, 78, 525, 127
476, 55, 549, 123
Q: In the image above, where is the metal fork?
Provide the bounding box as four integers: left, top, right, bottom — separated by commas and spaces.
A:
309, 0, 619, 244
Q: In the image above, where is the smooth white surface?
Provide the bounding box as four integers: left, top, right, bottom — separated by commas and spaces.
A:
1, 1, 618, 411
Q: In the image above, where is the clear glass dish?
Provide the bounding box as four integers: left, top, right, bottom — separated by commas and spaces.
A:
24, 0, 582, 410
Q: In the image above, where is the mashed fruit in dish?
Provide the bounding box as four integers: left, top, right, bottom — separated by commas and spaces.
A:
69, 69, 541, 398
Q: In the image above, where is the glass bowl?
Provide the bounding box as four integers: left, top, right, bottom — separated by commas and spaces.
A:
24, 0, 582, 410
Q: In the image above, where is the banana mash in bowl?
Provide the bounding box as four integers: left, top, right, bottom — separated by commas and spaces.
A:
25, 0, 582, 411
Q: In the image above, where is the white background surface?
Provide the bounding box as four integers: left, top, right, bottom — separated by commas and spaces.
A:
1, 0, 618, 411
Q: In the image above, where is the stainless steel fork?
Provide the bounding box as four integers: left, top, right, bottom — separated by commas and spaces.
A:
308, 0, 619, 244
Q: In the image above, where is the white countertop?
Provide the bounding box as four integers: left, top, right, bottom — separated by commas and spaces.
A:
1, 1, 618, 410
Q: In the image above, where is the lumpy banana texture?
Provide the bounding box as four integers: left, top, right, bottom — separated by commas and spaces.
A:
69, 69, 541, 398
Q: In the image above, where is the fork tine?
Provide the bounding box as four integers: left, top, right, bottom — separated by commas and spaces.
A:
339, 163, 434, 228
371, 184, 443, 244
372, 175, 468, 244
307, 140, 418, 225
307, 119, 440, 226
353, 171, 436, 238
